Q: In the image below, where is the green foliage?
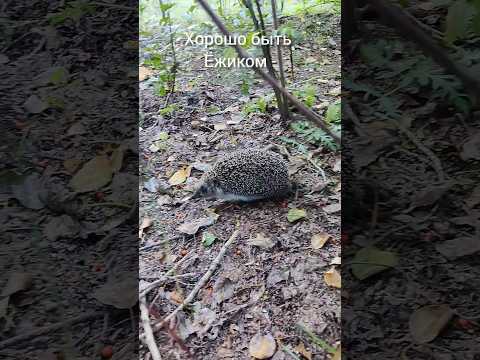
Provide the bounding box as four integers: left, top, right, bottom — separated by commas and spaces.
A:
48, 1, 95, 25
325, 100, 341, 124
243, 97, 268, 115
444, 0, 479, 43
293, 85, 317, 107
356, 40, 471, 113
289, 121, 340, 151
158, 104, 178, 116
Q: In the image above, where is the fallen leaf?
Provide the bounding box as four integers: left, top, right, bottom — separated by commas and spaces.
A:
248, 233, 275, 249
249, 333, 276, 359
332, 346, 341, 360
323, 203, 341, 214
267, 268, 289, 287
139, 217, 153, 238
409, 184, 451, 209
43, 215, 80, 241
352, 247, 398, 280
69, 155, 114, 193
1, 272, 32, 297
213, 277, 235, 306
144, 177, 160, 193
178, 216, 216, 235
110, 147, 124, 173
324, 268, 341, 288
311, 232, 331, 249
295, 342, 312, 360
192, 304, 217, 336
168, 166, 192, 185
66, 122, 86, 136
63, 158, 82, 174
409, 304, 453, 343
435, 237, 480, 259
168, 290, 184, 304
202, 231, 217, 247
11, 173, 46, 209
93, 273, 138, 309
24, 95, 48, 113
139, 66, 154, 81
287, 208, 307, 223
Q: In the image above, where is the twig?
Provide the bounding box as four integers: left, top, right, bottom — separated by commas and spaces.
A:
0, 312, 100, 348
140, 295, 162, 360
195, 0, 340, 144
141, 229, 240, 339
140, 251, 194, 297
390, 117, 445, 182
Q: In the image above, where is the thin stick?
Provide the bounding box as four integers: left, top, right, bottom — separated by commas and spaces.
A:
140, 229, 240, 340
195, 0, 340, 144
140, 295, 162, 360
0, 312, 100, 348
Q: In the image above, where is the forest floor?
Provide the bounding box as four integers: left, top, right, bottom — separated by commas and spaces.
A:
139, 11, 341, 360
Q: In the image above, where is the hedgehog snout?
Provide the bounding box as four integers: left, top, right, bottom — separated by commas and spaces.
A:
192, 180, 219, 199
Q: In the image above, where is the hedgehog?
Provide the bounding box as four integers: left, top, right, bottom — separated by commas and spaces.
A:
191, 149, 291, 202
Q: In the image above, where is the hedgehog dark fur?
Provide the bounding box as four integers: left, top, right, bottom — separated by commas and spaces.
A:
192, 149, 290, 201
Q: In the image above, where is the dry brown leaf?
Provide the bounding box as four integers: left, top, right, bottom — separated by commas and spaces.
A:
332, 345, 341, 360
69, 155, 114, 193
63, 158, 82, 174
139, 66, 154, 81
168, 166, 192, 185
295, 342, 312, 360
311, 232, 331, 249
139, 217, 153, 238
324, 268, 341, 288
409, 304, 453, 343
249, 333, 276, 359
1, 272, 32, 297
168, 290, 184, 305
93, 274, 137, 309
248, 233, 275, 249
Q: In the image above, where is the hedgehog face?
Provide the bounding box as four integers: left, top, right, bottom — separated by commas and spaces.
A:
191, 180, 222, 199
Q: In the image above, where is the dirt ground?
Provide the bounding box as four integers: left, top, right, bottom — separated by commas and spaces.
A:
139, 12, 341, 360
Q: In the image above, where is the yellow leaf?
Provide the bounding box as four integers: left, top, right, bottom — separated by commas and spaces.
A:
311, 232, 331, 249
168, 166, 191, 185
324, 267, 341, 288
69, 155, 113, 193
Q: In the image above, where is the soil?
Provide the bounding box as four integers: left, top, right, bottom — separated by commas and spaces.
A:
139, 12, 341, 360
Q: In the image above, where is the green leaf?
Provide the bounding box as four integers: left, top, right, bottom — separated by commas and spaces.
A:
444, 0, 474, 44
325, 101, 341, 123
202, 232, 217, 247
351, 247, 398, 280
287, 208, 307, 223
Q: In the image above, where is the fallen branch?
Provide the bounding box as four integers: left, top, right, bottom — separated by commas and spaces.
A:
140, 295, 162, 360
140, 229, 240, 341
195, 0, 340, 144
0, 312, 100, 348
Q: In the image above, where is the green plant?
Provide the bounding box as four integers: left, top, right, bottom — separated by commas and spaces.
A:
293, 85, 317, 107
48, 1, 95, 25
290, 121, 340, 151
